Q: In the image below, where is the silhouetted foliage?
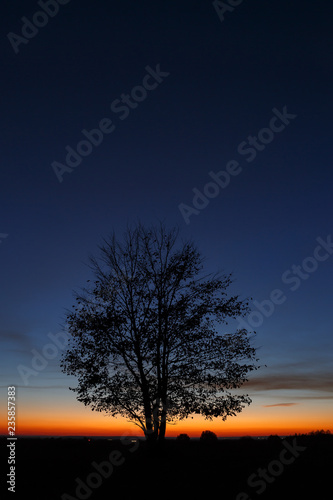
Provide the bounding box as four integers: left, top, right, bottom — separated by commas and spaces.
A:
61, 222, 260, 441
308, 429, 331, 435
200, 430, 218, 442
176, 433, 191, 442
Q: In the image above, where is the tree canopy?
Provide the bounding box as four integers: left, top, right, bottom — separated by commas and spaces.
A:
61, 223, 260, 441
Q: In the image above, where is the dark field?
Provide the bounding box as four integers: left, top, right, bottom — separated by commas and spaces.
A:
1, 434, 332, 499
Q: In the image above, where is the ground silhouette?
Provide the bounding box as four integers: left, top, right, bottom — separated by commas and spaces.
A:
1, 432, 331, 499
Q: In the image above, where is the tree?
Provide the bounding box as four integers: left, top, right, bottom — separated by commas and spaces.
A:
60, 222, 260, 442
176, 433, 191, 442
200, 430, 218, 443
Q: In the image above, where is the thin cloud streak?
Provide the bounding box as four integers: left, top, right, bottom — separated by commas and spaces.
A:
263, 403, 298, 407
244, 371, 333, 392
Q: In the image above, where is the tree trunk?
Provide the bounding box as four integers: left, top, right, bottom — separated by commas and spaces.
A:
142, 387, 155, 441
145, 428, 158, 442
158, 420, 166, 441
158, 399, 167, 441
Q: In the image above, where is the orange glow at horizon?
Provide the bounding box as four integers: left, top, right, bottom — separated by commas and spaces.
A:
2, 400, 332, 437
1, 385, 332, 438
7, 419, 333, 438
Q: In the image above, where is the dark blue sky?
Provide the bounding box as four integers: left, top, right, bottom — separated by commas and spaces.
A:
1, 0, 332, 433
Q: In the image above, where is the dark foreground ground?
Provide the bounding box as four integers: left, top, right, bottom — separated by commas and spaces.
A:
1, 434, 332, 499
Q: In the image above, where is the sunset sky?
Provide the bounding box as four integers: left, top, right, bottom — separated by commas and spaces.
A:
1, 0, 332, 437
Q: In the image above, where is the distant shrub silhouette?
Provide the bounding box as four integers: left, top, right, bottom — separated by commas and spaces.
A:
308, 429, 331, 436
176, 433, 191, 442
200, 430, 218, 443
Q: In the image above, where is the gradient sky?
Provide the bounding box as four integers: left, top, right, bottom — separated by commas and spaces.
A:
1, 0, 332, 437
